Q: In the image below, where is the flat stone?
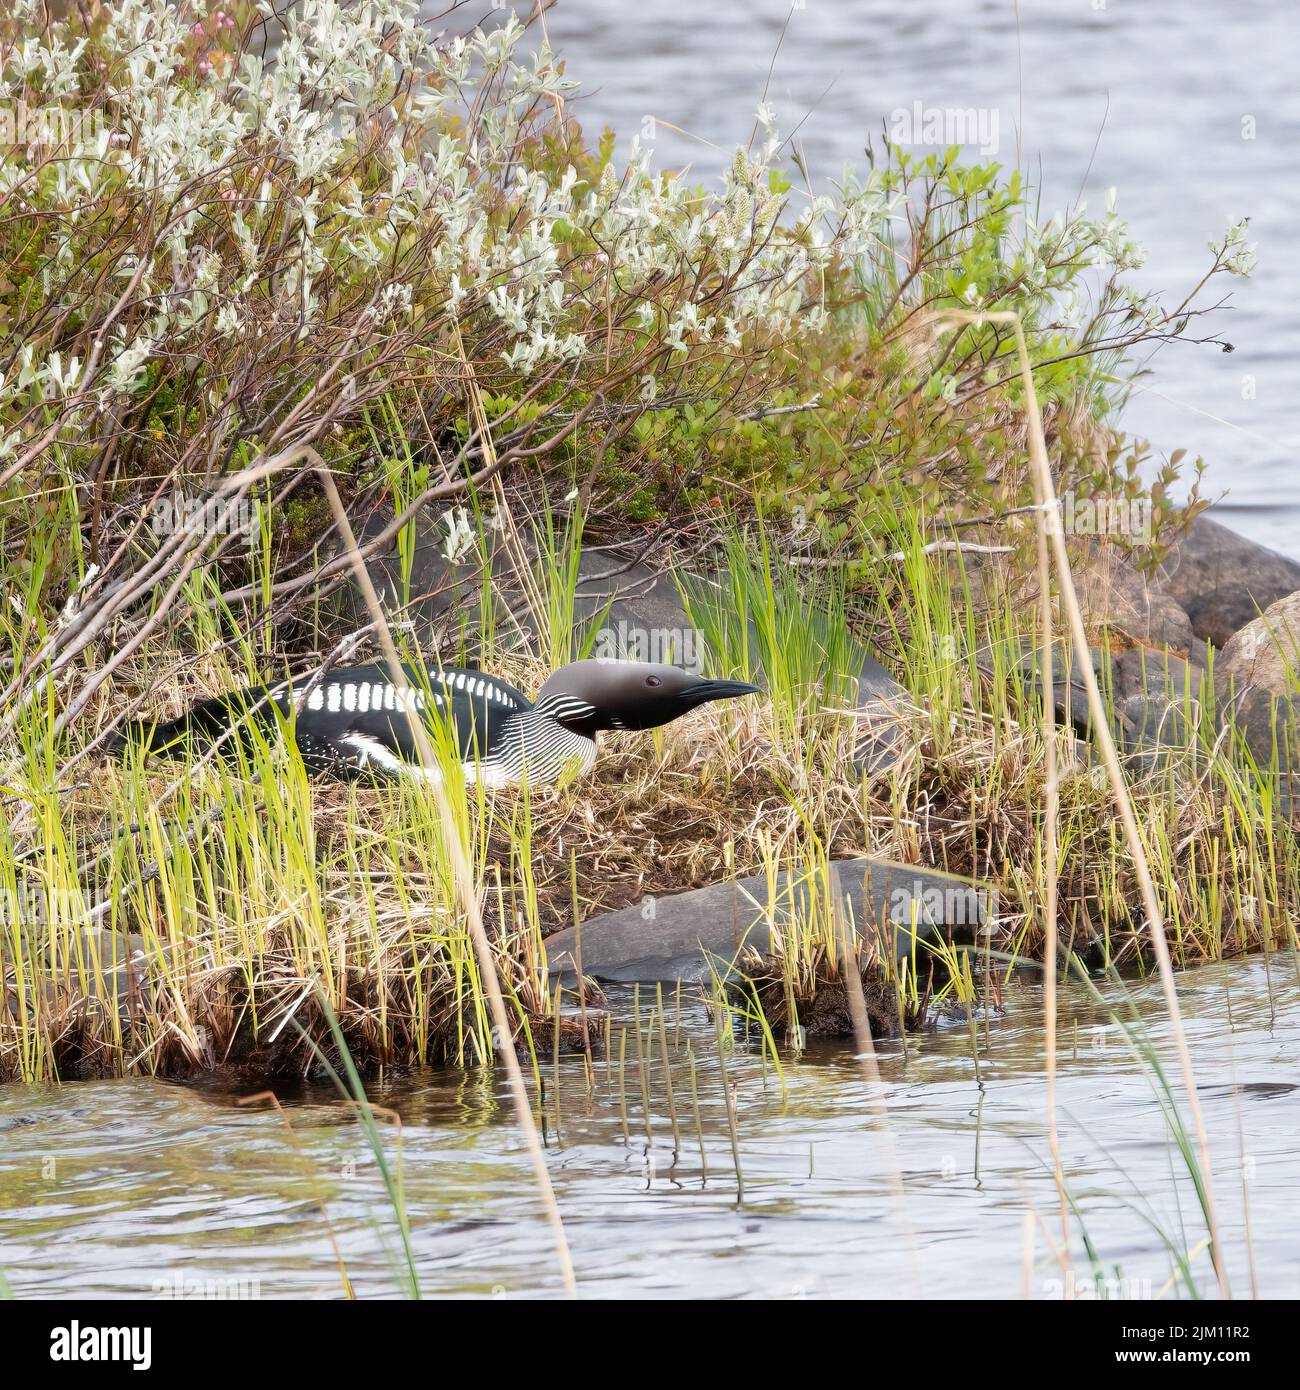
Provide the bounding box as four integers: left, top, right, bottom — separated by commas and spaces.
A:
852, 656, 910, 775
545, 857, 992, 985
4, 927, 159, 1021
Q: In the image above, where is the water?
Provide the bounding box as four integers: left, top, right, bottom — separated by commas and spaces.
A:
2, 957, 1297, 1298
534, 0, 1300, 556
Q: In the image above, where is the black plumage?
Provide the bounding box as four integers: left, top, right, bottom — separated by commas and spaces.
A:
113, 664, 532, 780
111, 659, 760, 787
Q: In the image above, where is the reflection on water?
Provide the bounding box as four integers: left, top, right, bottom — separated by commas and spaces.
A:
525, 0, 1300, 553
2, 957, 1298, 1298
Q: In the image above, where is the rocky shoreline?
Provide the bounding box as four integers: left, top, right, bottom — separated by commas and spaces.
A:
571, 513, 1300, 991
11, 510, 1298, 1068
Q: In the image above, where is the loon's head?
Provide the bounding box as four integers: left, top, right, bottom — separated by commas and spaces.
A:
535, 659, 760, 734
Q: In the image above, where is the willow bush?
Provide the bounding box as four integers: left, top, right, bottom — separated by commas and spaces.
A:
0, 0, 1254, 728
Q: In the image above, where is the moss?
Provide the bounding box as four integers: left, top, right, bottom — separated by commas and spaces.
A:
281, 494, 333, 554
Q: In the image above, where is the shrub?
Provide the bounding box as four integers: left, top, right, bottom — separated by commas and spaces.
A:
0, 0, 1254, 727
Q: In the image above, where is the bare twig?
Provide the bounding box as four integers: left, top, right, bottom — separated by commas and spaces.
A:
736, 393, 822, 422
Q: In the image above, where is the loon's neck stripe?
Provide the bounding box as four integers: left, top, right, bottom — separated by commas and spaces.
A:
532, 693, 597, 721
476, 711, 597, 785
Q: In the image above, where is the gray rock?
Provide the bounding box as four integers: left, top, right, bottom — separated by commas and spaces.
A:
570, 548, 698, 666
1215, 589, 1300, 769
1110, 647, 1208, 770
851, 656, 910, 775
1217, 589, 1300, 690
349, 506, 491, 637
1110, 646, 1205, 706
991, 638, 1106, 739
350, 507, 700, 664
1155, 515, 1300, 649
545, 857, 992, 985
967, 545, 1194, 653
1072, 548, 1194, 653
1106, 650, 1212, 772
4, 927, 159, 1021
992, 638, 1211, 774
1114, 694, 1200, 775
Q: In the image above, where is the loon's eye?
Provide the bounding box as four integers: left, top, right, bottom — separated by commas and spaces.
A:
645, 675, 661, 688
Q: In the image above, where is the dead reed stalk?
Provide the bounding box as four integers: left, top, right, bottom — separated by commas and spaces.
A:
943, 308, 1229, 1299
314, 454, 577, 1298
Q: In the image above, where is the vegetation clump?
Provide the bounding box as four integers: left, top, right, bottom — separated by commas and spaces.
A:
0, 2, 1280, 1082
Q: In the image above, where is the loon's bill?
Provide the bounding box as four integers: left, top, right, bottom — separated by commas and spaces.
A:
110, 659, 761, 787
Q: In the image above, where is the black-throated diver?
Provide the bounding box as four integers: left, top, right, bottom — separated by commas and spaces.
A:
112, 659, 760, 787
